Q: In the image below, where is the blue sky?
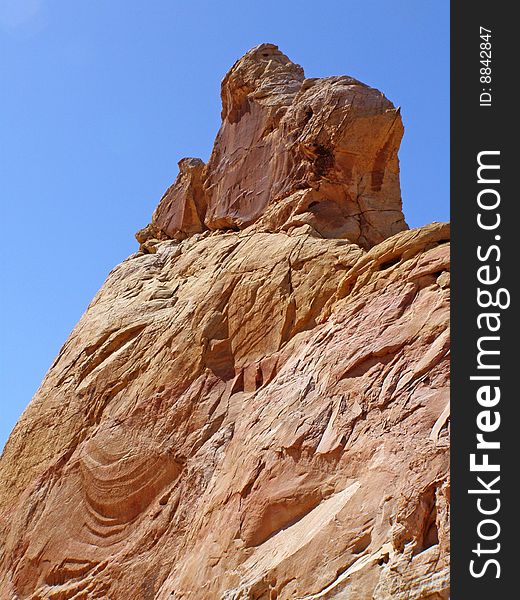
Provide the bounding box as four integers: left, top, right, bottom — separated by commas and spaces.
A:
0, 0, 449, 451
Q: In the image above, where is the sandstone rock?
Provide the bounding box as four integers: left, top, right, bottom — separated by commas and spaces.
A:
151, 157, 206, 241
149, 43, 407, 248
0, 46, 449, 600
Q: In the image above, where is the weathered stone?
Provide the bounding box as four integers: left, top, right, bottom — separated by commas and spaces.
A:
0, 45, 449, 600
149, 157, 207, 242
144, 43, 407, 249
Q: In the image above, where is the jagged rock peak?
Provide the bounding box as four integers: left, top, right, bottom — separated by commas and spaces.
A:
139, 44, 408, 250
220, 43, 305, 122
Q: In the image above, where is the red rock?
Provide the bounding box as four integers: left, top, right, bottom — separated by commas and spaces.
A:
0, 46, 449, 599
146, 43, 407, 249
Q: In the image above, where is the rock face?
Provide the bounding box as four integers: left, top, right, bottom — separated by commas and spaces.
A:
142, 44, 407, 249
0, 45, 449, 600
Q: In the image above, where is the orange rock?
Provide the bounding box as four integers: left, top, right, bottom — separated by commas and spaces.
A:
0, 46, 449, 600
204, 45, 407, 249
149, 157, 207, 241
144, 43, 407, 249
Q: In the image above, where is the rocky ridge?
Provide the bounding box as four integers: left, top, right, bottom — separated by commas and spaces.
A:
0, 44, 449, 599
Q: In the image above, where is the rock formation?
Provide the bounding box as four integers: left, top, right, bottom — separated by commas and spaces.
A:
0, 44, 449, 599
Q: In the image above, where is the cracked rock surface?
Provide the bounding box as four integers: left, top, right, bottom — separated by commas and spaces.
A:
0, 45, 449, 599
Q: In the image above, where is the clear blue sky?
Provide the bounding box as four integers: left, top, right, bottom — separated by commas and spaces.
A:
0, 0, 449, 451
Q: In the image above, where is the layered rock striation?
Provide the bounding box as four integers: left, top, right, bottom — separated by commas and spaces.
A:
0, 45, 449, 599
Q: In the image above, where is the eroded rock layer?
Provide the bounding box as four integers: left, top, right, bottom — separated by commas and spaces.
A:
0, 45, 449, 600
